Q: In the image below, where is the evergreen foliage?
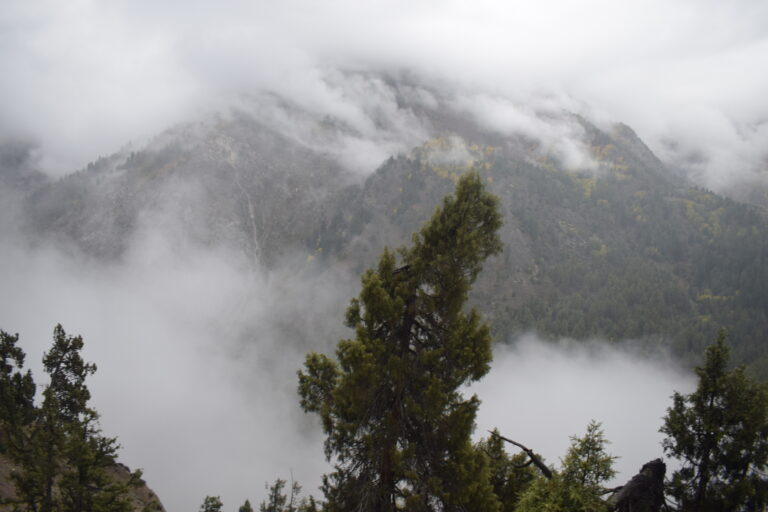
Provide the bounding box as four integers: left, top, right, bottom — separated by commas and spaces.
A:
0, 325, 145, 512
298, 172, 503, 511
200, 495, 223, 512
477, 430, 538, 512
514, 422, 615, 512
661, 332, 768, 511
324, 147, 768, 376
258, 479, 317, 512
0, 330, 36, 454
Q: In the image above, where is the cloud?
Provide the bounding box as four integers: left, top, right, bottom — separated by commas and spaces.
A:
451, 93, 597, 170
0, 218, 354, 510
472, 335, 695, 486
1, 0, 767, 188
0, 213, 697, 509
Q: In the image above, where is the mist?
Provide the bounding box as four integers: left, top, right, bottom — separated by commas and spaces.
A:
1, 212, 696, 509
2, 0, 768, 190
0, 219, 349, 510
473, 336, 695, 486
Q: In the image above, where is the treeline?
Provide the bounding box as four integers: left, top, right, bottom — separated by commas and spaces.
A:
0, 326, 162, 512
484, 152, 768, 377
321, 139, 768, 377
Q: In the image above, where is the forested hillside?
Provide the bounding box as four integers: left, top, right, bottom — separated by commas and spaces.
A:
321, 126, 768, 374
7, 92, 767, 376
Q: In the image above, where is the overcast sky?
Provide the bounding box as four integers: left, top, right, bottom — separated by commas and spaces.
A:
0, 2, 761, 509
2, 0, 768, 188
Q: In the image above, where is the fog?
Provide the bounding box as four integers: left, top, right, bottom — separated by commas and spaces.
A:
0, 219, 349, 510
0, 216, 696, 509
0, 1, 750, 509
2, 0, 768, 189
473, 336, 695, 486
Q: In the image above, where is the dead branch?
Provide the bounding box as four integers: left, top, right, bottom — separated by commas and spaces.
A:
489, 430, 553, 479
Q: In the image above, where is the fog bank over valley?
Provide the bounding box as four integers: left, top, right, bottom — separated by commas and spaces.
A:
0, 219, 695, 509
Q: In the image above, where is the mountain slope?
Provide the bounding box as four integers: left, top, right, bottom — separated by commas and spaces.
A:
311, 123, 767, 374
9, 87, 768, 376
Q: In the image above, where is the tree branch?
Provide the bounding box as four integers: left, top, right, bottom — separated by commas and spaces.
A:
489, 431, 553, 479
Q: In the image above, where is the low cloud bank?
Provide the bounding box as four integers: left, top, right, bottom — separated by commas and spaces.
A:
0, 224, 346, 511
0, 197, 700, 509
473, 335, 695, 486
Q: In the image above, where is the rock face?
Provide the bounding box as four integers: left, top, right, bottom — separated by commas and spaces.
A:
610, 458, 666, 512
0, 454, 165, 512
107, 463, 167, 512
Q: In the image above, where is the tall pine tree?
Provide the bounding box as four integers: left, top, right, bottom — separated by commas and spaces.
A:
299, 172, 503, 511
5, 325, 141, 512
661, 332, 768, 511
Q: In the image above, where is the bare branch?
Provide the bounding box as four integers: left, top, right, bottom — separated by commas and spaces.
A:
489, 431, 553, 479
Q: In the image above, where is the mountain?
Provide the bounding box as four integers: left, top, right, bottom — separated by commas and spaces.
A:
6, 77, 768, 376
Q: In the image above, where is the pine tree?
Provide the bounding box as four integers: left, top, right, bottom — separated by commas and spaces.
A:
7, 325, 138, 512
0, 330, 37, 511
0, 330, 36, 453
200, 495, 223, 512
661, 332, 768, 511
240, 499, 255, 512
514, 421, 616, 512
298, 172, 503, 511
259, 478, 316, 512
260, 480, 290, 512
478, 430, 538, 512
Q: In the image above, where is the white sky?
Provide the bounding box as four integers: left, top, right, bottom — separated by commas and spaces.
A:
1, 0, 767, 187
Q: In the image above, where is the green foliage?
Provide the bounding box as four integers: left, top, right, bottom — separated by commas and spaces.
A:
560, 421, 617, 489
240, 499, 255, 512
298, 172, 503, 511
259, 479, 317, 512
0, 330, 36, 453
495, 164, 768, 375
477, 431, 538, 512
344, 146, 768, 377
200, 495, 223, 512
661, 332, 768, 511
515, 422, 615, 512
1, 325, 140, 512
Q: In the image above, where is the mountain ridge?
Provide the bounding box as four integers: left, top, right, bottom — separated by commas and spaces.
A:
3, 88, 767, 376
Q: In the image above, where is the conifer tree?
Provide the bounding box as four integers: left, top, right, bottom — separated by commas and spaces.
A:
478, 431, 538, 512
260, 480, 290, 512
514, 421, 616, 512
200, 495, 223, 512
661, 332, 768, 511
299, 172, 503, 511
7, 325, 138, 512
0, 330, 36, 454
259, 478, 317, 512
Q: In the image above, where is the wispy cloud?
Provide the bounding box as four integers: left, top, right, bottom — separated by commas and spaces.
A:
1, 0, 767, 188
